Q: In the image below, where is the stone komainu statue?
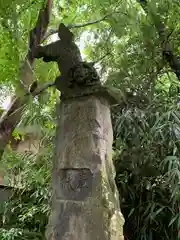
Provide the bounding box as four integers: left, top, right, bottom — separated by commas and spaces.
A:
34, 23, 100, 92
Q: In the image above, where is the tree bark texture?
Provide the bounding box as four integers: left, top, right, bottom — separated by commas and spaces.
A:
46, 95, 124, 240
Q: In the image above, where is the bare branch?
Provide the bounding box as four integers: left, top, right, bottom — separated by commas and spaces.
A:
43, 11, 128, 41
0, 81, 55, 124
68, 14, 110, 29
94, 52, 112, 64
32, 81, 55, 96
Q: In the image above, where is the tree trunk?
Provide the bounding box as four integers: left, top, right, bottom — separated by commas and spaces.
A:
46, 94, 124, 240
0, 0, 52, 160
0, 96, 26, 158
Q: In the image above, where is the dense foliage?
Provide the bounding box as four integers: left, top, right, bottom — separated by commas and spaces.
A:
113, 98, 180, 239
0, 0, 180, 239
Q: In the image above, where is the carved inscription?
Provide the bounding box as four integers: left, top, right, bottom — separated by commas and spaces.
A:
57, 168, 93, 201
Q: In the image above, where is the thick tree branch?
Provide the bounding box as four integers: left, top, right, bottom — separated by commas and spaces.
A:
0, 0, 53, 160
28, 0, 52, 63
21, 0, 53, 88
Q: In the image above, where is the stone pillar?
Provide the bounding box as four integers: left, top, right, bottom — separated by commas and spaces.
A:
46, 95, 124, 240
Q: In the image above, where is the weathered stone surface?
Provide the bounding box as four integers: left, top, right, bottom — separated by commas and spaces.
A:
46, 95, 124, 240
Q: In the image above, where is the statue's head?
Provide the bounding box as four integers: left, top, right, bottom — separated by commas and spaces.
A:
58, 23, 74, 42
